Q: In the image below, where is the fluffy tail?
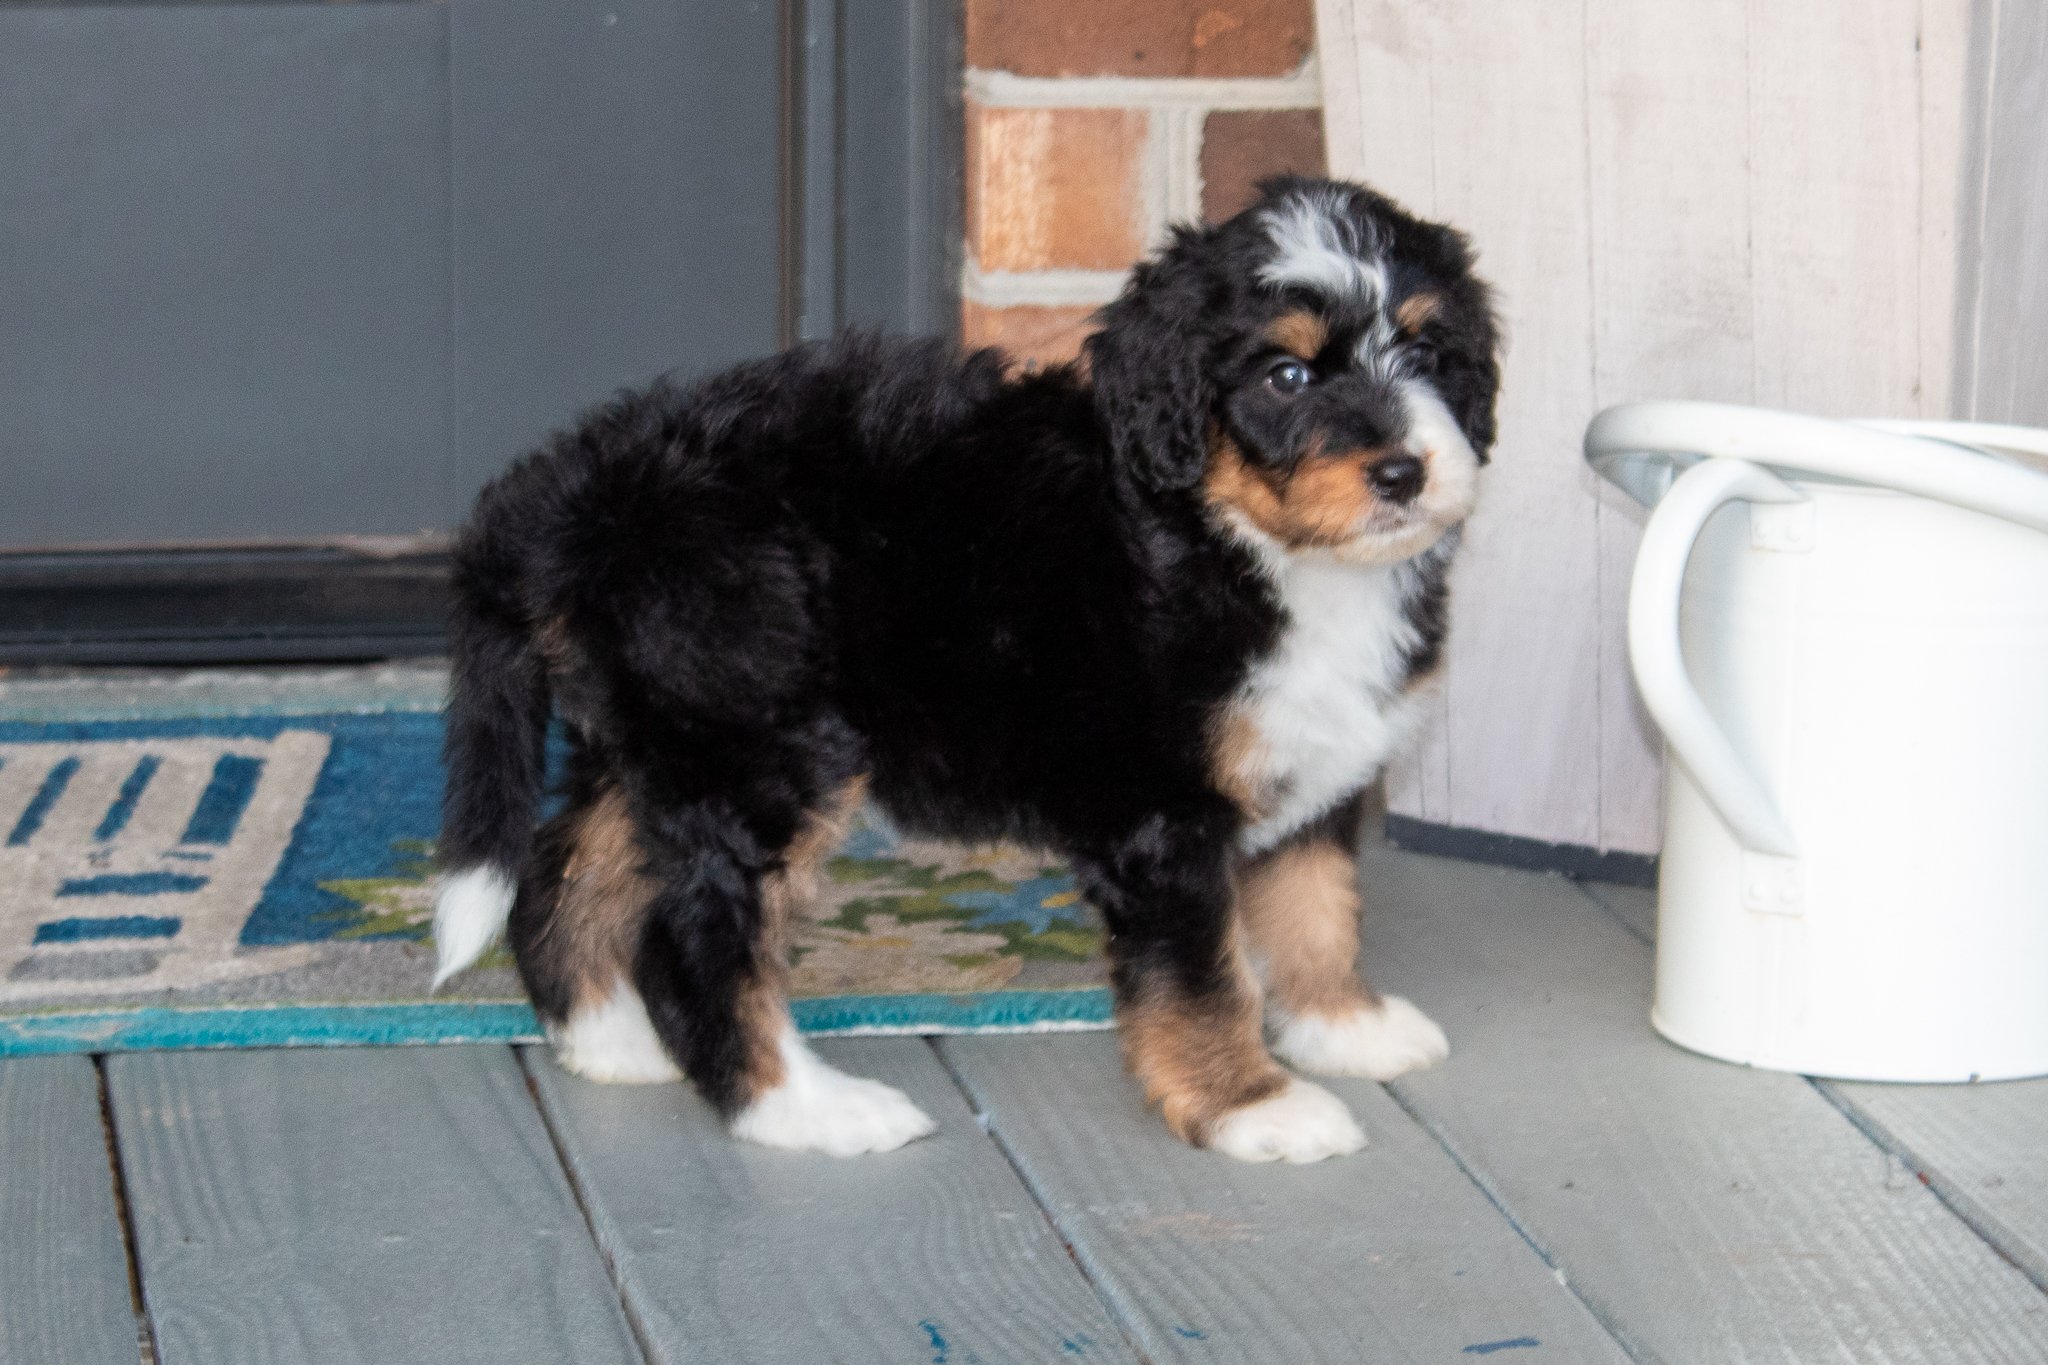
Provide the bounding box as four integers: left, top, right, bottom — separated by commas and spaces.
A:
433, 590, 550, 989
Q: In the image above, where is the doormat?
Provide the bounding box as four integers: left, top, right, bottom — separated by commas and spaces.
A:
0, 693, 1111, 1057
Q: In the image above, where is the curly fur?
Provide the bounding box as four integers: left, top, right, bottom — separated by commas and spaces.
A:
434, 176, 1500, 1156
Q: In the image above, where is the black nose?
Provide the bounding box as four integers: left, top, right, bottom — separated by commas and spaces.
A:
1367, 453, 1425, 504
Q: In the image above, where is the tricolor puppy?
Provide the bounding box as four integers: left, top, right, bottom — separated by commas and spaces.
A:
433, 177, 1499, 1163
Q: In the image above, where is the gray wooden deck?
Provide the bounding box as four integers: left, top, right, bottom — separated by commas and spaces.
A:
6, 834, 2047, 1364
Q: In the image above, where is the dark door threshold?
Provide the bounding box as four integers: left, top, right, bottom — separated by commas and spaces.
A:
1383, 813, 1659, 887
0, 545, 450, 666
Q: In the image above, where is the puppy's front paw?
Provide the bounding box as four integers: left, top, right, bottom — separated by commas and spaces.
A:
1272, 995, 1449, 1080
731, 1040, 938, 1157
1205, 1078, 1366, 1164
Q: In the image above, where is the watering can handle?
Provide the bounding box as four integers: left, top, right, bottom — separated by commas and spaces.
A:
1626, 458, 1806, 858
1590, 401, 2048, 858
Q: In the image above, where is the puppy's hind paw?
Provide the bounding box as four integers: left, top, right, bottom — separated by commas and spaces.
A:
547, 981, 685, 1084
1206, 1078, 1366, 1164
731, 1031, 938, 1157
1272, 995, 1449, 1081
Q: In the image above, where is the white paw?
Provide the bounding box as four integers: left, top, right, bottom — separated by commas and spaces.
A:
1271, 995, 1449, 1081
1206, 1077, 1366, 1164
731, 1028, 938, 1157
547, 979, 684, 1084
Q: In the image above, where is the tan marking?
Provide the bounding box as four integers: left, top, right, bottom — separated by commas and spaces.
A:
535, 616, 574, 675
1237, 837, 1377, 1021
1263, 310, 1328, 360
1394, 292, 1442, 334
1203, 431, 1388, 550
1207, 705, 1273, 819
740, 775, 870, 1101
545, 777, 869, 1104
550, 787, 658, 1008
1118, 936, 1288, 1145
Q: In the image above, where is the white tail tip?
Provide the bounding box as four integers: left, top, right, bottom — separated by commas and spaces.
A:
431, 865, 517, 989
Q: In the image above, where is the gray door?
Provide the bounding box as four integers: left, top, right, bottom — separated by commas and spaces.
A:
0, 0, 957, 655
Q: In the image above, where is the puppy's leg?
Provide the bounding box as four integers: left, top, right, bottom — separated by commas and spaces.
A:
512, 780, 681, 1085
1077, 812, 1365, 1164
630, 776, 936, 1156
1240, 798, 1448, 1081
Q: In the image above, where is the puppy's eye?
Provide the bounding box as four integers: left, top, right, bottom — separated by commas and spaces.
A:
1266, 358, 1314, 395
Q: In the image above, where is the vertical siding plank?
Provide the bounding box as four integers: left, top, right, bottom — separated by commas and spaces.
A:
1335, 0, 1605, 848
1957, 0, 2048, 425
1748, 1, 1929, 418
1582, 0, 1756, 855
1917, 0, 1973, 419
1320, 0, 1453, 822
1322, 1, 1978, 855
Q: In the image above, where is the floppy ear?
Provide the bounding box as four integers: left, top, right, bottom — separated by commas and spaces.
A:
1084, 238, 1218, 491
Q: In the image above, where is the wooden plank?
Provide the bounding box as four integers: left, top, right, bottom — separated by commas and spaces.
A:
0, 1057, 140, 1365
1823, 1077, 2048, 1291
1581, 0, 1755, 858
1916, 0, 1972, 421
1576, 878, 1656, 945
1332, 0, 1607, 849
1362, 837, 2048, 1361
1319, 0, 1453, 826
526, 1036, 1141, 1365
1321, 1, 1979, 859
108, 1045, 641, 1365
936, 1034, 1631, 1364
1748, 1, 1929, 419
1956, 0, 2048, 426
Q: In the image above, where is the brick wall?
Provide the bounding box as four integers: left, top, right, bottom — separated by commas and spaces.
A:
960, 0, 1327, 369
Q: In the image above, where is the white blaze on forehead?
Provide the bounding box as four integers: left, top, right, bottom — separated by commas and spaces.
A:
1258, 191, 1389, 305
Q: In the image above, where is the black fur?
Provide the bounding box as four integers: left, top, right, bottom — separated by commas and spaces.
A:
439, 177, 1499, 1122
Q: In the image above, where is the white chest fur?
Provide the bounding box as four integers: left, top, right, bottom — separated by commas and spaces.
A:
1234, 553, 1433, 853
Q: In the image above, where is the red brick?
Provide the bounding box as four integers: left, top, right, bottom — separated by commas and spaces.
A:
961, 302, 1101, 369
1201, 108, 1327, 222
967, 0, 1314, 79
967, 102, 1148, 272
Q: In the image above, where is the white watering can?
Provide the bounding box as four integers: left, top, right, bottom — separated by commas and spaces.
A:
1587, 402, 2048, 1082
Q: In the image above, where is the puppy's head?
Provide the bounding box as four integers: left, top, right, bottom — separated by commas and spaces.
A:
1086, 177, 1499, 565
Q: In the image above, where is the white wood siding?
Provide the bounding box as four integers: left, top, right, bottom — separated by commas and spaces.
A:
1317, 0, 1980, 854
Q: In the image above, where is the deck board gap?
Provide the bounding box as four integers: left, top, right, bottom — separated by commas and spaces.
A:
1572, 880, 1654, 946
1379, 1078, 1654, 1364
1809, 1078, 2048, 1299
512, 1044, 655, 1365
923, 1036, 1161, 1365
92, 1053, 159, 1365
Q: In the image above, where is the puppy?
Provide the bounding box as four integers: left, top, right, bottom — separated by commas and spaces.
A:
432, 176, 1499, 1163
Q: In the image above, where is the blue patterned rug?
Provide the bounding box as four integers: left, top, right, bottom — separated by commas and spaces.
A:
0, 676, 1111, 1056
